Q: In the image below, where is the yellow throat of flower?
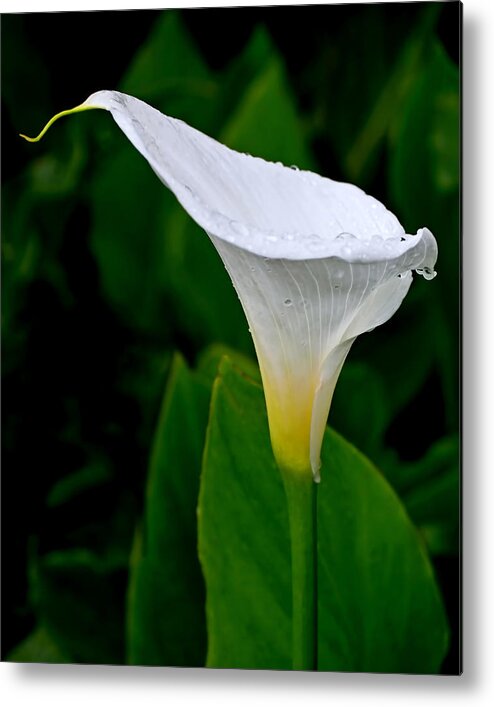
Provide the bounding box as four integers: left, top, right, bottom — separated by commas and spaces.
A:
264, 378, 315, 479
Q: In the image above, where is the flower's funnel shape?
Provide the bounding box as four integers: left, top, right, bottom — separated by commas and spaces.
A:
21, 91, 438, 481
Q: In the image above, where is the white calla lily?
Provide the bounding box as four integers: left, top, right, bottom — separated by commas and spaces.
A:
22, 90, 437, 482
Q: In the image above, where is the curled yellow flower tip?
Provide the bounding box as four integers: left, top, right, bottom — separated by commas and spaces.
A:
19, 103, 102, 143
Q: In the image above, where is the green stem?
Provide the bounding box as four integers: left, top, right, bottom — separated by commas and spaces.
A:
280, 468, 318, 671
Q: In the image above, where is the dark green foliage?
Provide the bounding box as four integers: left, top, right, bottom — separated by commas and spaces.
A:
126, 354, 210, 666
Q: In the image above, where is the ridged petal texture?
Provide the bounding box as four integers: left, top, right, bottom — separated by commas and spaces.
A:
85, 90, 438, 480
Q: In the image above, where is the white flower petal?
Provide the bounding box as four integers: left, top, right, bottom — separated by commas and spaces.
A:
75, 90, 438, 479
310, 339, 355, 482
84, 91, 436, 264
210, 234, 433, 478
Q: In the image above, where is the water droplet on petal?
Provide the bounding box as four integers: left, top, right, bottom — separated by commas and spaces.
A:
308, 238, 324, 251
417, 266, 437, 281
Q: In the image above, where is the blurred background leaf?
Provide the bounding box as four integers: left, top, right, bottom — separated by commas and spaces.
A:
28, 549, 127, 664
389, 38, 460, 431
126, 353, 210, 667
5, 625, 69, 664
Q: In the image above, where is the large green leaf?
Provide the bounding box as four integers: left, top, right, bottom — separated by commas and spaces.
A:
198, 357, 448, 672
196, 342, 260, 386
198, 359, 291, 670
126, 353, 210, 666
317, 430, 448, 672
